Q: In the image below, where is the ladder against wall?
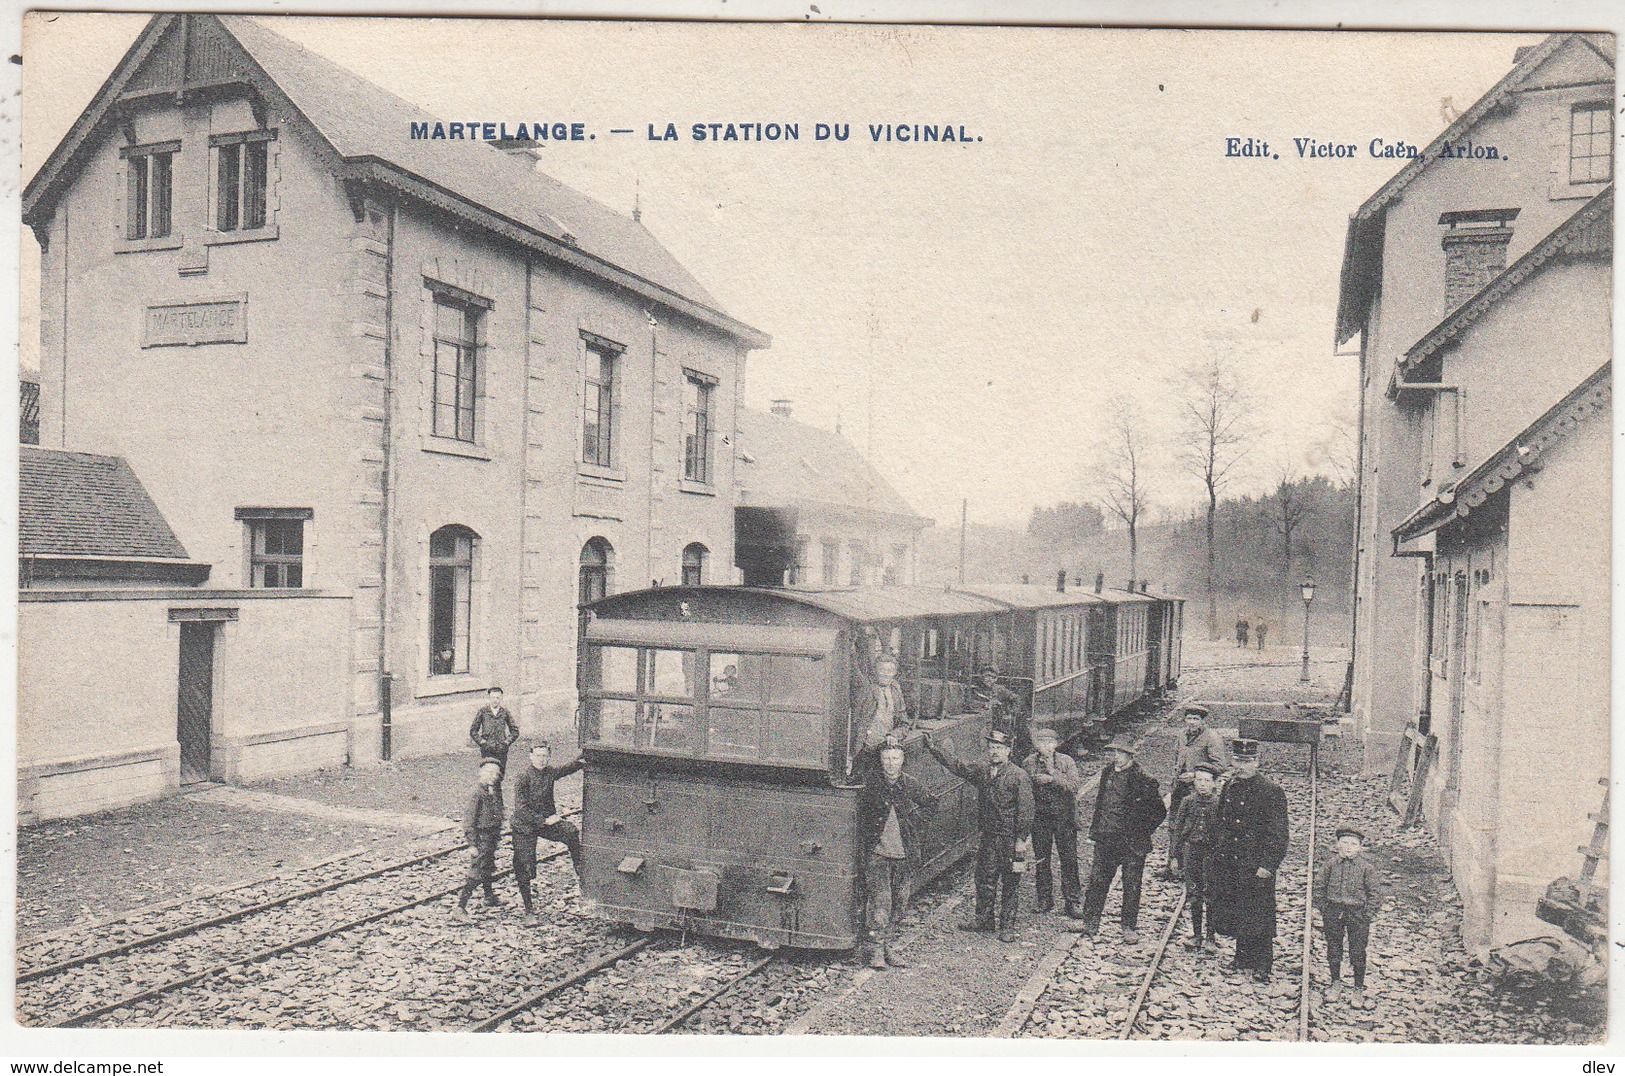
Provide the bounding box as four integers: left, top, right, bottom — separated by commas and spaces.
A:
1387, 720, 1437, 827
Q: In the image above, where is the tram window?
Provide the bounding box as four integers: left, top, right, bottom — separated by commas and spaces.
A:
588, 697, 639, 746
768, 654, 824, 709
709, 652, 762, 701
927, 629, 941, 659
648, 649, 697, 698
765, 709, 825, 764
593, 645, 639, 693
647, 703, 696, 751
888, 627, 903, 657
708, 704, 760, 757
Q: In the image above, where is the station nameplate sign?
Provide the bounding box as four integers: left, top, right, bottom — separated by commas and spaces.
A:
144, 297, 247, 347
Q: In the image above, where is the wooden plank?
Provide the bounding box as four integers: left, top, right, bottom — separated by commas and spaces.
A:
993, 933, 1078, 1037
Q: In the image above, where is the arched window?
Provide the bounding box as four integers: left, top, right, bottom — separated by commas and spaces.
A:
430, 525, 478, 676
580, 537, 614, 605
681, 542, 709, 587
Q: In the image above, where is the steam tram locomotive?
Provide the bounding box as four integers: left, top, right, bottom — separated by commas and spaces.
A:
575, 580, 1183, 951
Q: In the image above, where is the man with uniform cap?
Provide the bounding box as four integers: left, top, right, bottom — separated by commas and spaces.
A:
1207, 737, 1290, 981
1072, 734, 1166, 942
857, 735, 939, 968
1169, 704, 1232, 823
926, 727, 1034, 942
1022, 728, 1084, 917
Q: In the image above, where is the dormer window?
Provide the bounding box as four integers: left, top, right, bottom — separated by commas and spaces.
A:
122, 142, 176, 240
212, 131, 275, 232
1570, 103, 1612, 184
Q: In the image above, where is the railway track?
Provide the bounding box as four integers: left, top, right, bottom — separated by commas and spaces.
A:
19, 813, 581, 1030
1006, 740, 1325, 1042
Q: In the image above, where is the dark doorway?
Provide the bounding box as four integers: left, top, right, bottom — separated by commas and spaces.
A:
177, 622, 216, 783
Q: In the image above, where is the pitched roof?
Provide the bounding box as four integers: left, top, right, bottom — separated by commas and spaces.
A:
20, 446, 191, 560
736, 408, 929, 527
1395, 185, 1612, 384
1335, 33, 1615, 344
1392, 362, 1611, 541
22, 14, 768, 349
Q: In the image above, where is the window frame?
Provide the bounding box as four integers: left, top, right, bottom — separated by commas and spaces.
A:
582, 334, 624, 469
428, 525, 478, 677
682, 370, 717, 484
681, 542, 709, 587
236, 507, 313, 589
579, 537, 614, 605
820, 540, 840, 586
429, 293, 485, 445
121, 141, 178, 242
210, 130, 276, 234
1569, 102, 1613, 185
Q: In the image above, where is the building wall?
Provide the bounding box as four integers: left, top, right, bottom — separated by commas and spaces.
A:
18, 590, 353, 820
789, 512, 922, 589
1348, 41, 1614, 770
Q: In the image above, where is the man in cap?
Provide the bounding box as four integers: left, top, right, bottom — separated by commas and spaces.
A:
1071, 734, 1166, 943
857, 652, 911, 750
1207, 738, 1290, 981
1170, 704, 1232, 822
926, 727, 1035, 942
857, 736, 939, 968
1022, 728, 1084, 917
973, 666, 1021, 738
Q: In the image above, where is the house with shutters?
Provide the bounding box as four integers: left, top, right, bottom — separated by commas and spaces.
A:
1335, 32, 1612, 948
21, 13, 769, 815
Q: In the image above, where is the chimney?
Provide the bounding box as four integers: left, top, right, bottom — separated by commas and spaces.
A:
1094, 571, 1104, 595
1140, 580, 1149, 594
770, 398, 793, 419
1056, 569, 1067, 593
1439, 209, 1519, 313
1021, 574, 1030, 585
490, 138, 542, 163
1126, 578, 1135, 593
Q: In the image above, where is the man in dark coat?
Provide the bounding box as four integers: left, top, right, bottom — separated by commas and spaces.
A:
1207, 738, 1291, 981
1022, 727, 1084, 917
1073, 734, 1166, 942
511, 741, 585, 921
470, 686, 520, 775
926, 727, 1034, 942
857, 737, 938, 968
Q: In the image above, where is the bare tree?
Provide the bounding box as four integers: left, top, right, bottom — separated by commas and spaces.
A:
1272, 462, 1314, 631
1090, 395, 1152, 580
1176, 350, 1253, 640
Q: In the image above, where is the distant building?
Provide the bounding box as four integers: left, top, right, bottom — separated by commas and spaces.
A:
21, 13, 768, 813
737, 403, 930, 588
1337, 32, 1613, 948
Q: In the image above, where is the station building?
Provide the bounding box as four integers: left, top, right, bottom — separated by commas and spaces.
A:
737, 402, 931, 588
1336, 32, 1612, 947
20, 13, 769, 817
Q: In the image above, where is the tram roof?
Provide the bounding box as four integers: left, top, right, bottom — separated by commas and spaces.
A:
770, 586, 1009, 621
950, 584, 1107, 610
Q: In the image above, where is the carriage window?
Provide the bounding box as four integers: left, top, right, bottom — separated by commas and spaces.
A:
709, 652, 762, 702
648, 648, 697, 698
767, 654, 824, 709
587, 697, 639, 746
593, 645, 639, 694
707, 703, 759, 758
765, 709, 824, 764
647, 703, 696, 751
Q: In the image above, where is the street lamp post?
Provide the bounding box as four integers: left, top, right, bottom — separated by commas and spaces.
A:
1299, 578, 1317, 683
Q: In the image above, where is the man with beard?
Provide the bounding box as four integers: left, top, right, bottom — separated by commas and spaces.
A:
1207, 738, 1291, 981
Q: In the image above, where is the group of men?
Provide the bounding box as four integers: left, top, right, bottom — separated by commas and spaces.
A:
1234, 618, 1269, 650
456, 686, 586, 923
858, 699, 1295, 983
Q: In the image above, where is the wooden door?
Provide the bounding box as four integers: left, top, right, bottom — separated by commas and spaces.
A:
177, 622, 215, 783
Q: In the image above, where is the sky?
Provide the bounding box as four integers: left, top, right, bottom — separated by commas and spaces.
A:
20, 15, 1541, 528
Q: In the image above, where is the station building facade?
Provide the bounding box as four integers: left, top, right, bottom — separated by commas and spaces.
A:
1336, 32, 1613, 947
736, 403, 931, 589
21, 13, 768, 813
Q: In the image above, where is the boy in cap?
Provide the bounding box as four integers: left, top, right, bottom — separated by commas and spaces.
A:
1207, 738, 1290, 980
511, 741, 585, 922
1169, 764, 1222, 950
469, 686, 520, 776
1072, 735, 1166, 943
926, 727, 1034, 942
858, 736, 939, 968
1023, 727, 1083, 917
1314, 826, 1382, 992
453, 759, 506, 921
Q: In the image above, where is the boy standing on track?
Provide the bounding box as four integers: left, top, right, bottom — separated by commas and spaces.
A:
1023, 728, 1084, 918
1169, 765, 1221, 951
926, 728, 1034, 943
1314, 827, 1382, 993
470, 686, 520, 776
454, 759, 506, 922
858, 737, 938, 968
511, 741, 585, 922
